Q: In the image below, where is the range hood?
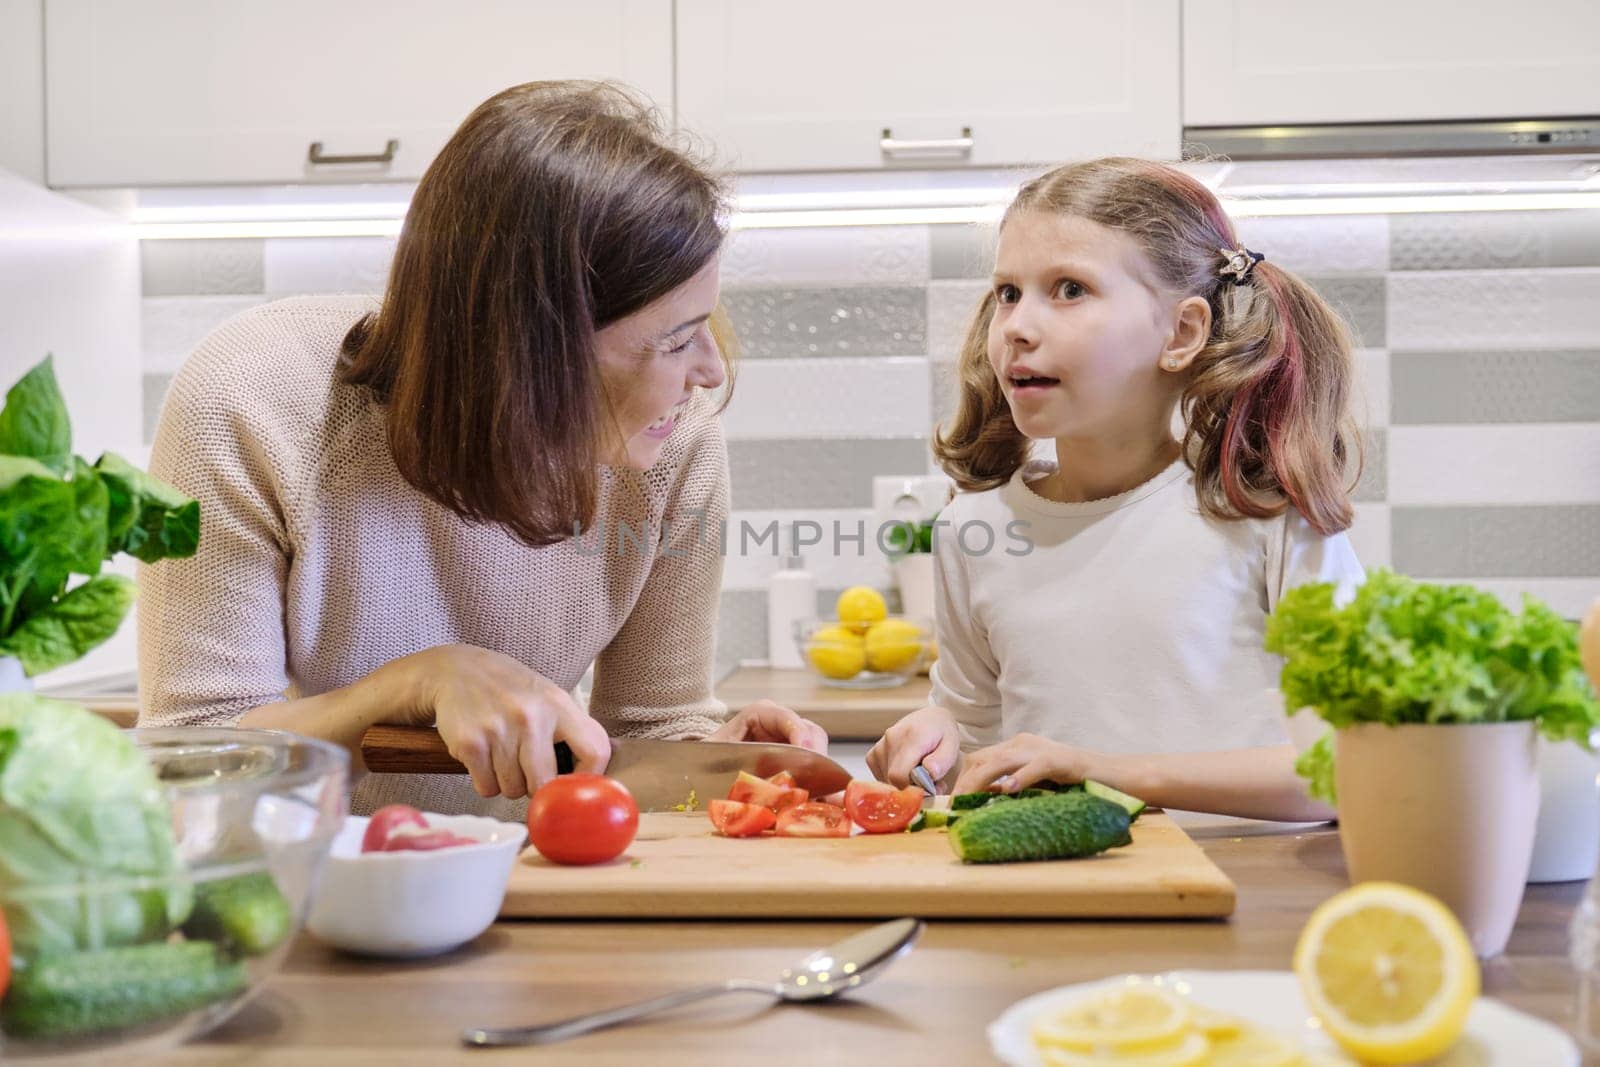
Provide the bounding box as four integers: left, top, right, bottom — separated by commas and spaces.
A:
1185, 117, 1600, 160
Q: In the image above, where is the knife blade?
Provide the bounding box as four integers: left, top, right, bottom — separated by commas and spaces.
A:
359, 725, 853, 812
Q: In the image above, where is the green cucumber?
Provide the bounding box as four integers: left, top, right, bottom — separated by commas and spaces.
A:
1, 941, 247, 1040
905, 811, 927, 832
181, 871, 292, 957
948, 791, 1132, 864
1083, 780, 1147, 820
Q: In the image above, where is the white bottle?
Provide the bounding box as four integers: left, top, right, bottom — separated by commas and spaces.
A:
766, 533, 815, 670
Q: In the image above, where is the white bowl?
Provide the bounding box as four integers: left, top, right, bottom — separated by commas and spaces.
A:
305, 813, 526, 958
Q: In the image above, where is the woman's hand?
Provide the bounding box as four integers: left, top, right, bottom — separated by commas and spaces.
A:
708, 699, 828, 752
950, 732, 1092, 795
866, 704, 962, 788
386, 645, 611, 799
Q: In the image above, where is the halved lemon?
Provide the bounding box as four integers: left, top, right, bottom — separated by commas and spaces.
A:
1037, 1031, 1209, 1067
1031, 987, 1190, 1051
1203, 1023, 1302, 1067
1293, 882, 1479, 1065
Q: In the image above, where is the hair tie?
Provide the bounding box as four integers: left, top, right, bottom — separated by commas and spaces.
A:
1217, 246, 1266, 285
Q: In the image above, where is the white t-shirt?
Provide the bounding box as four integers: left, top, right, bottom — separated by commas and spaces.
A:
929, 458, 1364, 757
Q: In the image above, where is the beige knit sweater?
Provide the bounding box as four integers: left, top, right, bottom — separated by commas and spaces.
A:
138, 296, 730, 818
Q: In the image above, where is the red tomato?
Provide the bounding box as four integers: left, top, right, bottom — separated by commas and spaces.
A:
527, 773, 639, 865
774, 802, 851, 838
727, 771, 808, 812
765, 771, 797, 789
844, 780, 924, 834
0, 907, 9, 1000
707, 799, 777, 837
362, 803, 428, 852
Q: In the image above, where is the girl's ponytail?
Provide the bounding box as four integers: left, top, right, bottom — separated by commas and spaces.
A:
1182, 260, 1360, 537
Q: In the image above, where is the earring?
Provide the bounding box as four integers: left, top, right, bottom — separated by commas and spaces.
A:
1165, 358, 1180, 369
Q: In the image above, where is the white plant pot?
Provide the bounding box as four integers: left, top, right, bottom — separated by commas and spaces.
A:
1529, 736, 1600, 884
892, 553, 935, 623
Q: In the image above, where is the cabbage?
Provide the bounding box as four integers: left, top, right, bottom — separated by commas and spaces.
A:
0, 694, 192, 959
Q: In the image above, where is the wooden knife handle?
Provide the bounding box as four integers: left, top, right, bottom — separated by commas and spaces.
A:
359, 725, 578, 776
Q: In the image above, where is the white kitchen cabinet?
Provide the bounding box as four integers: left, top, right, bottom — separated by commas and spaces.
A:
675, 0, 1180, 172
44, 0, 672, 188
1183, 0, 1600, 126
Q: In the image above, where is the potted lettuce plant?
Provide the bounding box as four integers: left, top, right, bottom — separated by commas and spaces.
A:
1266, 569, 1600, 956
0, 357, 198, 686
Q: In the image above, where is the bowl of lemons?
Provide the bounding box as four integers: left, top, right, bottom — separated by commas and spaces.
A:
795, 587, 934, 689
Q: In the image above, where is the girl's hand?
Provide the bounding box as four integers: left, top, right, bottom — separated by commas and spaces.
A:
951, 732, 1091, 795
388, 645, 612, 799
866, 704, 962, 788
709, 699, 829, 752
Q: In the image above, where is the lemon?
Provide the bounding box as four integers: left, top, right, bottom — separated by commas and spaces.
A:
1293, 882, 1479, 1065
1204, 1024, 1302, 1067
1184, 1004, 1244, 1039
1032, 987, 1190, 1051
864, 619, 925, 672
835, 585, 887, 634
806, 625, 866, 679
1037, 1031, 1209, 1067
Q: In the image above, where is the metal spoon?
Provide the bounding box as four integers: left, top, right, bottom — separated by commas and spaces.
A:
461, 917, 925, 1047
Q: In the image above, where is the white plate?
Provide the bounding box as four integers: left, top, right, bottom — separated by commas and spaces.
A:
988, 970, 1579, 1066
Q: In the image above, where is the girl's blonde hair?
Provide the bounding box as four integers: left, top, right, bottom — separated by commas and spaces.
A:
934, 157, 1360, 536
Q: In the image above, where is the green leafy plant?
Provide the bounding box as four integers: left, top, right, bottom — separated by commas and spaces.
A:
882, 517, 935, 558
1266, 568, 1600, 803
0, 357, 198, 676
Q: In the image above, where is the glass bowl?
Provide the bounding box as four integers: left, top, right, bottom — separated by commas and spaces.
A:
793, 615, 933, 689
0, 727, 348, 1060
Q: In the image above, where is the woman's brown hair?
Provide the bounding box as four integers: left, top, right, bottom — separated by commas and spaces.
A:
341, 81, 731, 545
934, 157, 1360, 536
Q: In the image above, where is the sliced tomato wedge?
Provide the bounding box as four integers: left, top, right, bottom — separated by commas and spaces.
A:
844, 780, 924, 834
765, 770, 797, 789
362, 803, 428, 852
774, 801, 851, 838
727, 770, 808, 812
708, 798, 777, 837
383, 828, 477, 851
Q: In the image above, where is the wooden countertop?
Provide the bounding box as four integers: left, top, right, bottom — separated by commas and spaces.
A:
169, 825, 1594, 1065
715, 664, 930, 741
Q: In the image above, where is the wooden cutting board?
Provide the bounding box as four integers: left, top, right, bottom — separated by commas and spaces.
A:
501, 810, 1235, 919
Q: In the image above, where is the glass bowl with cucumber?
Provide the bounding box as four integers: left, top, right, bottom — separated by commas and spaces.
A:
0, 703, 348, 1060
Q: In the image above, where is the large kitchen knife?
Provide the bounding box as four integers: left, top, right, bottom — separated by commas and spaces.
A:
360, 725, 852, 812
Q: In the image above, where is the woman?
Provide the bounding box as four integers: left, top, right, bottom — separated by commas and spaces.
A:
138, 81, 826, 817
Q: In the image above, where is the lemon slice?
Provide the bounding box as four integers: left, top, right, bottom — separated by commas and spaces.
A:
1037, 1031, 1209, 1066
1204, 1023, 1302, 1067
1032, 988, 1190, 1050
1293, 882, 1479, 1065
1185, 1003, 1244, 1038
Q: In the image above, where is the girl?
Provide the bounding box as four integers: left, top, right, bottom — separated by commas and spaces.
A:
866, 157, 1362, 821
139, 82, 826, 817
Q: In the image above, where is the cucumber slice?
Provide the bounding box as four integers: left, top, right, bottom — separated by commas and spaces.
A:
1083, 779, 1147, 820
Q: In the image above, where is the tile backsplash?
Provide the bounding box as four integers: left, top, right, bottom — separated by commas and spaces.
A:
139, 211, 1600, 677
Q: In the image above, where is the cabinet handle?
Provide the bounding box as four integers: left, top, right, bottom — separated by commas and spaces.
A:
880, 127, 973, 159
307, 139, 400, 165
